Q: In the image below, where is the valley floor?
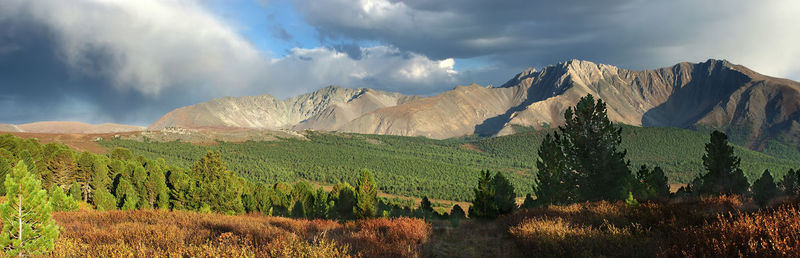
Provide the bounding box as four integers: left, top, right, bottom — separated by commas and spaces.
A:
47, 195, 800, 257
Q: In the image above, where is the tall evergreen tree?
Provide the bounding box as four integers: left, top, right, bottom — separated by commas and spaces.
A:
450, 204, 467, 220
113, 177, 138, 210
92, 188, 116, 211
492, 172, 516, 215
634, 165, 671, 200
470, 170, 497, 219
419, 196, 433, 219
310, 187, 331, 219
355, 169, 378, 219
782, 169, 799, 196
49, 185, 78, 212
189, 152, 244, 214
131, 164, 149, 209
753, 170, 778, 207
330, 182, 356, 220
534, 133, 573, 206
145, 163, 169, 209
693, 131, 749, 195
0, 155, 9, 195
559, 94, 632, 201
0, 162, 59, 257
75, 151, 94, 202
166, 168, 191, 210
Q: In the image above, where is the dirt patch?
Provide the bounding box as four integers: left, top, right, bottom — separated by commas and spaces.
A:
460, 143, 483, 152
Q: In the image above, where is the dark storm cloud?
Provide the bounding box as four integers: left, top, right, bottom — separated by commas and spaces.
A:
293, 0, 800, 80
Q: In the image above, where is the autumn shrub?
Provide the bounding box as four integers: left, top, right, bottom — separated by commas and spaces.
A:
503, 196, 749, 257
663, 200, 800, 257
47, 210, 429, 257
337, 217, 432, 258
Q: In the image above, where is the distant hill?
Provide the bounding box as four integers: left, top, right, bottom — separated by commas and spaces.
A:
2, 121, 146, 134
150, 59, 800, 152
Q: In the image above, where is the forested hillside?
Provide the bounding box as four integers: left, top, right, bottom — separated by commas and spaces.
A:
100, 126, 800, 201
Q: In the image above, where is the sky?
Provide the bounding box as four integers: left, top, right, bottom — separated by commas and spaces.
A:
0, 0, 798, 125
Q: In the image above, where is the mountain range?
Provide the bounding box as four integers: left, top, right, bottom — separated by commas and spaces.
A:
149, 59, 800, 150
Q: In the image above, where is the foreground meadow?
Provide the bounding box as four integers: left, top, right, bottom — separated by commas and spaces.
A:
46, 195, 800, 257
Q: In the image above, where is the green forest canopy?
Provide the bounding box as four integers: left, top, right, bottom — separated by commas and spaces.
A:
99, 125, 800, 201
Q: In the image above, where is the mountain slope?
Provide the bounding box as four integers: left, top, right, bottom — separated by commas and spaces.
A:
150, 86, 415, 130
150, 59, 800, 150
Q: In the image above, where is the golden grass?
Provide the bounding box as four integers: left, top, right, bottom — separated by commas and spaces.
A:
48, 210, 430, 257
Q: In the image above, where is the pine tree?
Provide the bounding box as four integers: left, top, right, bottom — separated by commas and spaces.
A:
114, 178, 138, 210
355, 169, 378, 219
520, 194, 536, 209
470, 170, 497, 219
290, 201, 306, 219
49, 186, 78, 212
492, 172, 517, 215
89, 159, 110, 198
694, 131, 749, 195
782, 169, 799, 196
166, 168, 191, 210
131, 164, 149, 209
110, 147, 133, 161
311, 187, 330, 219
634, 165, 670, 200
47, 149, 76, 190
0, 162, 59, 256
75, 151, 94, 202
145, 163, 169, 209
92, 187, 116, 211
753, 170, 778, 207
252, 183, 273, 214
419, 196, 433, 219
0, 155, 10, 195
330, 182, 356, 220
68, 182, 81, 202
450, 204, 467, 220
189, 152, 244, 214
559, 94, 632, 201
534, 133, 573, 205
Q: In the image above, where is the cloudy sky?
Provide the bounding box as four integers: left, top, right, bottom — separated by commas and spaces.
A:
0, 0, 798, 125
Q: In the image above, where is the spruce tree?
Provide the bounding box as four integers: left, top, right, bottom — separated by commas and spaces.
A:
49, 186, 78, 212
492, 172, 516, 215
534, 133, 573, 205
145, 163, 169, 209
0, 162, 59, 256
559, 94, 632, 201
782, 169, 799, 196
166, 168, 191, 210
419, 196, 433, 219
470, 170, 497, 219
189, 152, 244, 214
694, 131, 749, 195
311, 187, 330, 219
0, 155, 10, 195
114, 178, 138, 210
330, 182, 356, 220
355, 169, 378, 219
68, 182, 81, 201
753, 170, 778, 207
92, 187, 116, 211
450, 204, 466, 220
290, 201, 306, 219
